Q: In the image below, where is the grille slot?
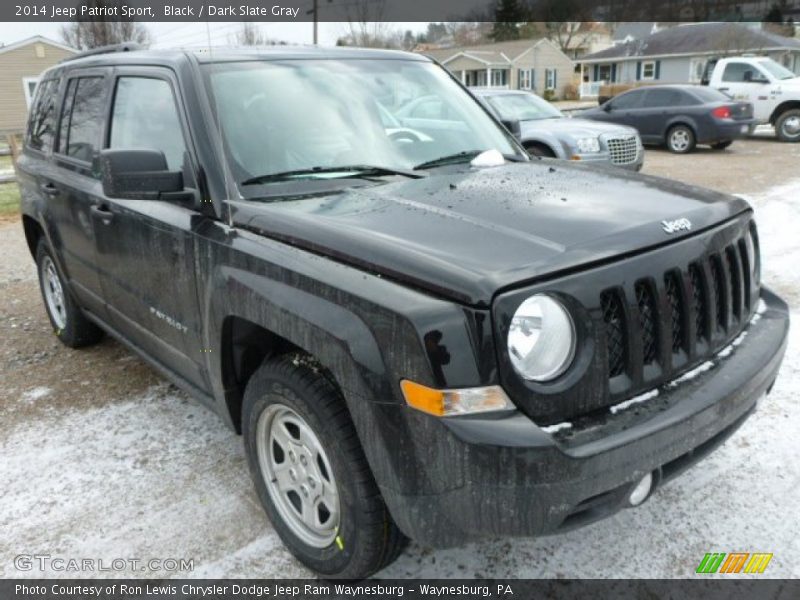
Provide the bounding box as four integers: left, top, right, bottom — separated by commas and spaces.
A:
738, 238, 751, 312
726, 246, 743, 321
664, 271, 685, 354
689, 263, 708, 342
605, 135, 639, 165
635, 281, 658, 364
710, 255, 727, 332
601, 290, 627, 378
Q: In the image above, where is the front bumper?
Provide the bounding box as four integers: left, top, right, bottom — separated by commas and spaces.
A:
379, 288, 788, 548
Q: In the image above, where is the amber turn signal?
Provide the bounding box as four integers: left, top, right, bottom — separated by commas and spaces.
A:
400, 380, 514, 417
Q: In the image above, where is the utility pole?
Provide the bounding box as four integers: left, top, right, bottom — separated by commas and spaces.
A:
307, 0, 319, 45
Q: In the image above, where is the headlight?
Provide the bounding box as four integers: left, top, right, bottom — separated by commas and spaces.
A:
575, 137, 601, 153
508, 295, 576, 381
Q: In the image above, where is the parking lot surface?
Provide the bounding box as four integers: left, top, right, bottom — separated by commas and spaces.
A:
1, 135, 798, 578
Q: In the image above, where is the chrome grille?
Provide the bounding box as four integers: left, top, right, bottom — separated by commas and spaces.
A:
605, 135, 639, 165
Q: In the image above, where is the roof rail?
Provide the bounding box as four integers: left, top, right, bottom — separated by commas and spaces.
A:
60, 42, 143, 63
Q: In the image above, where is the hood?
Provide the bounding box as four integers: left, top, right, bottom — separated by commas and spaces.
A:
777, 77, 800, 89
520, 117, 636, 138
231, 161, 751, 307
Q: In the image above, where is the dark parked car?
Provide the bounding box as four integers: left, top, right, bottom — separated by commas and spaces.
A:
18, 45, 788, 579
472, 89, 644, 170
583, 85, 756, 153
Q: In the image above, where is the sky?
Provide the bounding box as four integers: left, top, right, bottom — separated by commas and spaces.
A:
0, 21, 429, 48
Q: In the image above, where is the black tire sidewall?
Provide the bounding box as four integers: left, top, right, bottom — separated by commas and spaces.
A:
667, 125, 695, 153
242, 361, 375, 577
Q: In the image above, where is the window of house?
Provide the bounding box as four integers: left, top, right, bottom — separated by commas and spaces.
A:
689, 58, 707, 83
109, 77, 188, 172
57, 76, 107, 163
22, 77, 40, 109
545, 69, 557, 90
518, 69, 533, 90
642, 61, 656, 80
26, 78, 59, 152
490, 69, 508, 87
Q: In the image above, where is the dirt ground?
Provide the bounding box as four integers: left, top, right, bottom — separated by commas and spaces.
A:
1, 135, 799, 578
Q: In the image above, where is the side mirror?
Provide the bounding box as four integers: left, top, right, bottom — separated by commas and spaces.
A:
500, 118, 522, 140
99, 149, 184, 200
603, 103, 613, 112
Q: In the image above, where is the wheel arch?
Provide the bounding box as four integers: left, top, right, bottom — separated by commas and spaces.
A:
22, 214, 45, 259
770, 101, 800, 125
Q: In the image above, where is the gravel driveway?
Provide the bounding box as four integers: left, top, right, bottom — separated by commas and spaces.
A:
1, 137, 798, 578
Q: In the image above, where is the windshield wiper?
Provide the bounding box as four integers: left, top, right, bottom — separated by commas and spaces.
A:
242, 165, 424, 186
413, 150, 484, 170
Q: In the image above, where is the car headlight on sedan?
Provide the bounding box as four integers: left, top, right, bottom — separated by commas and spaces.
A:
508, 295, 576, 381
575, 137, 601, 154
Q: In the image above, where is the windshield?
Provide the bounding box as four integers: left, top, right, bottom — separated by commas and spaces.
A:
485, 93, 563, 121
203, 59, 523, 196
758, 59, 796, 80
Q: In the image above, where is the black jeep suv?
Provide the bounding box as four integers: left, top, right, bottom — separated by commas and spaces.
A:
18, 45, 788, 578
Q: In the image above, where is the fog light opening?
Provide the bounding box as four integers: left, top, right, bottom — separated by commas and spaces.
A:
628, 472, 654, 506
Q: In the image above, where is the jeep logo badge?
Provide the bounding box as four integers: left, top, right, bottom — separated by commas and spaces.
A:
662, 218, 692, 234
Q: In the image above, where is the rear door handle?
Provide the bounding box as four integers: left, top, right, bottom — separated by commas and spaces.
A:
40, 182, 59, 196
90, 203, 114, 224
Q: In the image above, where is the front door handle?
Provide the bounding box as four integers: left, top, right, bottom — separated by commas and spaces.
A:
40, 182, 59, 196
90, 203, 114, 224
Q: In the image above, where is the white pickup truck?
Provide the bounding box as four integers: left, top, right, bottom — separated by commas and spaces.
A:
704, 56, 800, 142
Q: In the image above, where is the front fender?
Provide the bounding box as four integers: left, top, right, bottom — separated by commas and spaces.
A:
198, 227, 497, 496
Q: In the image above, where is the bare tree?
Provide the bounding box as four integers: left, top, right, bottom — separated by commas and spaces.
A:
340, 0, 397, 47
59, 0, 151, 50
230, 23, 268, 46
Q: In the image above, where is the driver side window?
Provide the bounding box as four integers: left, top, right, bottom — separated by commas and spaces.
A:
722, 63, 766, 83
109, 77, 188, 172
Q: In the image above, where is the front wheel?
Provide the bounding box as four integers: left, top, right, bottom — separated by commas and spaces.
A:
775, 109, 800, 143
666, 125, 696, 154
242, 354, 407, 578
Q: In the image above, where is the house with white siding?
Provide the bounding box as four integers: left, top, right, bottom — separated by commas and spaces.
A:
421, 39, 575, 99
577, 22, 800, 98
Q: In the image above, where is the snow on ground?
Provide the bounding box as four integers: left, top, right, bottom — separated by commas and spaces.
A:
1, 181, 799, 579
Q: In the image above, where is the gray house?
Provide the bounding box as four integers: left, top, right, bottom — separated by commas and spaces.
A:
577, 22, 800, 98
422, 39, 575, 99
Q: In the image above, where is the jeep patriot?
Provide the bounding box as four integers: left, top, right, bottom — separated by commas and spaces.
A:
17, 44, 789, 578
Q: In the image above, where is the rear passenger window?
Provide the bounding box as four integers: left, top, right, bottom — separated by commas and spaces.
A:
58, 77, 107, 162
642, 89, 683, 107
611, 90, 643, 109
109, 77, 188, 171
26, 79, 59, 152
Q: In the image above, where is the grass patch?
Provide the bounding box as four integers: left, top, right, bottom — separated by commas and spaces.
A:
0, 154, 12, 172
0, 183, 21, 216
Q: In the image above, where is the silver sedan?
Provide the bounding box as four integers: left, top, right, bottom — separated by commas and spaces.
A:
474, 89, 644, 171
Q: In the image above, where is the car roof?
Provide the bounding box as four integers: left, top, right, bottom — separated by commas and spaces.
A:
54, 45, 429, 72
621, 84, 703, 93
471, 88, 534, 96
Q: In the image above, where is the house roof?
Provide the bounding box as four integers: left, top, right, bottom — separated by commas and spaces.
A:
0, 35, 76, 57
580, 22, 800, 63
422, 38, 555, 65
612, 23, 658, 43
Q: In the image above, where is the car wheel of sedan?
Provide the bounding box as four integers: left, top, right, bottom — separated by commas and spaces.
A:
35, 239, 103, 348
711, 141, 733, 150
242, 353, 407, 578
667, 125, 696, 154
775, 109, 800, 143
525, 143, 555, 158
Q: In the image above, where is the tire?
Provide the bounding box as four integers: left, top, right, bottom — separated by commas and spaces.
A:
35, 239, 103, 348
775, 109, 800, 143
666, 125, 696, 154
711, 141, 733, 150
242, 353, 407, 578
525, 143, 555, 158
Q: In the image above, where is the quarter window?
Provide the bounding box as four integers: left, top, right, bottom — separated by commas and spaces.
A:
26, 79, 59, 152
58, 77, 107, 163
109, 77, 188, 171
